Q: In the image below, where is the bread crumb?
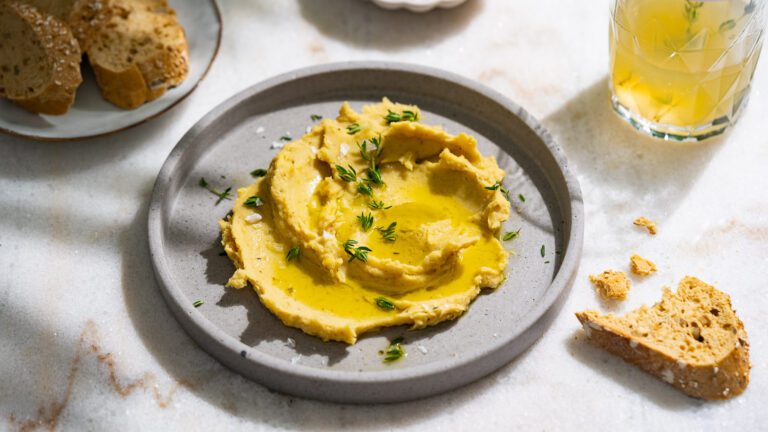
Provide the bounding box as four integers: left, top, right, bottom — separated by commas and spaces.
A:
634, 217, 657, 235
590, 270, 631, 300
630, 254, 657, 276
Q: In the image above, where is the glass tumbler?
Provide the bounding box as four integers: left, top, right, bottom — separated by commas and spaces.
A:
609, 0, 767, 140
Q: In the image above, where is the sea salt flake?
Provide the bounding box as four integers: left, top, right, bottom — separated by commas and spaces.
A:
245, 213, 262, 223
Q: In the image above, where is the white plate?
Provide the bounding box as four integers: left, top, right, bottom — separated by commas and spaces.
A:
0, 0, 222, 141
368, 0, 469, 13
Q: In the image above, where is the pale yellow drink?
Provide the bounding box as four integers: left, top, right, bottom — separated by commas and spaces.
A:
610, 0, 765, 139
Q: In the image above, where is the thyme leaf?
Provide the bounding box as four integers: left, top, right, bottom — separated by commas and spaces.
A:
244, 196, 264, 208
286, 246, 301, 261
347, 123, 362, 135
502, 229, 520, 241
357, 182, 373, 196
375, 297, 395, 311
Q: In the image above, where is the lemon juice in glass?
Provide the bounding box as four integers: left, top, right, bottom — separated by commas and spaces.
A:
610, 0, 766, 140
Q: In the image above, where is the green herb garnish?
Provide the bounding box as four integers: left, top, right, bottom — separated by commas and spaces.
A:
244, 196, 264, 208
357, 212, 374, 231
383, 337, 405, 362
335, 164, 357, 182
192, 300, 204, 308
199, 177, 232, 205
518, 193, 526, 202
485, 180, 510, 200
719, 19, 736, 32
279, 135, 292, 142
502, 229, 520, 241
368, 200, 392, 210
343, 239, 372, 263
375, 297, 395, 311
347, 123, 362, 134
357, 182, 373, 196
286, 246, 301, 261
540, 244, 545, 257
357, 136, 383, 162
366, 166, 384, 185
384, 110, 418, 124
377, 222, 397, 242
310, 114, 323, 121
250, 168, 268, 178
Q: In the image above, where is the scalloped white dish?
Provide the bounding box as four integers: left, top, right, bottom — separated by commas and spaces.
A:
368, 0, 469, 12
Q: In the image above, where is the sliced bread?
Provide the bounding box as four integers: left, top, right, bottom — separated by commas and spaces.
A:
0, 1, 82, 115
86, 0, 189, 109
22, 0, 113, 52
576, 276, 750, 399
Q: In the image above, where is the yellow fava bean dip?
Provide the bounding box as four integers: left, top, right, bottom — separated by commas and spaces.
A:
219, 99, 512, 344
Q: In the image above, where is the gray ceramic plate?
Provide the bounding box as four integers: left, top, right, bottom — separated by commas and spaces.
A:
148, 62, 584, 404
0, 0, 221, 141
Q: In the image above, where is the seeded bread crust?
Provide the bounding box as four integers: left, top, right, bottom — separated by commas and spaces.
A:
576, 277, 750, 400
86, 0, 189, 109
21, 0, 112, 51
0, 1, 82, 115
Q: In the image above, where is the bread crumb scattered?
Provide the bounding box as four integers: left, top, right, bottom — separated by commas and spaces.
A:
589, 270, 631, 300
630, 254, 657, 276
634, 217, 657, 235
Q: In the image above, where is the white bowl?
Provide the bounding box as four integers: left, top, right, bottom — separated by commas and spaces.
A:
368, 0, 469, 13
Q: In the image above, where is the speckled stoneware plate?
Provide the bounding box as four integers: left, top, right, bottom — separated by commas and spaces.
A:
148, 62, 584, 404
0, 0, 221, 141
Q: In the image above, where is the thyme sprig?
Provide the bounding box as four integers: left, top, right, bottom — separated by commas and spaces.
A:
368, 200, 392, 210
384, 110, 418, 124
357, 212, 374, 231
343, 239, 372, 263
335, 164, 357, 183
383, 337, 405, 362
377, 222, 397, 242
199, 177, 232, 205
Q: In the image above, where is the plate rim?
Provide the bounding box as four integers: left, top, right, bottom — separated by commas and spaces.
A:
0, 0, 223, 142
148, 61, 584, 402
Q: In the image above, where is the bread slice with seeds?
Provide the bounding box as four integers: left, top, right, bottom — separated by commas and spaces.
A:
576, 276, 750, 400
86, 0, 189, 109
0, 1, 82, 115
21, 0, 112, 51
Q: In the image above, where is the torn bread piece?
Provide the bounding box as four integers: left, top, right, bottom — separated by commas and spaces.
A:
634, 216, 657, 235
590, 270, 631, 300
630, 254, 657, 276
576, 276, 750, 400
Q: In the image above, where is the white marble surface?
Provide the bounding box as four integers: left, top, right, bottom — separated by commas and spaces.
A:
1, 0, 767, 430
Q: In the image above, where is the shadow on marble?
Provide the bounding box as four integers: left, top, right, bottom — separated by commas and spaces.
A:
0, 95, 187, 180
298, 0, 483, 51
122, 198, 540, 427
565, 331, 716, 411
543, 77, 727, 253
